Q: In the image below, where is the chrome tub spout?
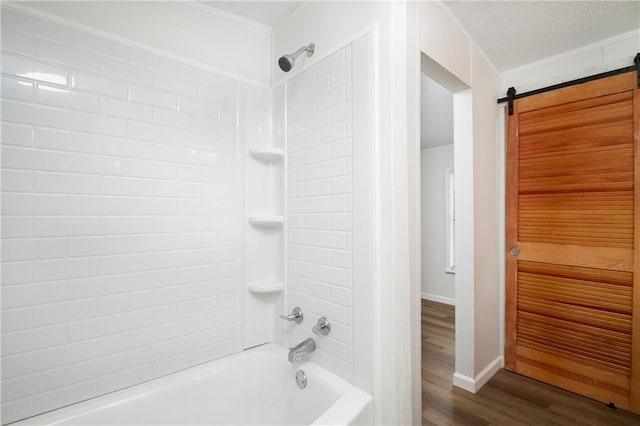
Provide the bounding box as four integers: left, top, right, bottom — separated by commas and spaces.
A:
288, 338, 316, 363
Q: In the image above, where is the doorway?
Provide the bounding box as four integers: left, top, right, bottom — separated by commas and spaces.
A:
420, 74, 455, 305
419, 53, 473, 417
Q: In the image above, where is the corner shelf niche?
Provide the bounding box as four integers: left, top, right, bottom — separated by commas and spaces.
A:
247, 281, 284, 294
248, 215, 283, 228
249, 148, 284, 162
243, 137, 285, 348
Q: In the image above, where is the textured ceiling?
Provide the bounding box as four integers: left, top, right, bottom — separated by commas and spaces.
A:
199, 1, 301, 25
444, 1, 640, 71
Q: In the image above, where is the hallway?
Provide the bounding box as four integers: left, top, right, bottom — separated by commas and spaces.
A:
421, 299, 640, 425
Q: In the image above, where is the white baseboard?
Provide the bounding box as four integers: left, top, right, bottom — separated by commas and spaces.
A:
421, 292, 455, 306
475, 356, 504, 390
452, 372, 475, 392
452, 355, 504, 393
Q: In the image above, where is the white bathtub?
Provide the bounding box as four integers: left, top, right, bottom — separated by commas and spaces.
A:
14, 344, 373, 425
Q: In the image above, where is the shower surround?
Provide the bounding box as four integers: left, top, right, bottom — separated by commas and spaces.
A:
1, 4, 374, 424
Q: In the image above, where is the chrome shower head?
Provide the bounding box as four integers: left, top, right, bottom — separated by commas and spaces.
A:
278, 43, 315, 72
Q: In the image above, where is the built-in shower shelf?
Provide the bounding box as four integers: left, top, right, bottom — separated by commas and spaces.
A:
248, 215, 283, 228
248, 281, 284, 294
249, 148, 284, 162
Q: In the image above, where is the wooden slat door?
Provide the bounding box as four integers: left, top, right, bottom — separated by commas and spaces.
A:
505, 72, 639, 414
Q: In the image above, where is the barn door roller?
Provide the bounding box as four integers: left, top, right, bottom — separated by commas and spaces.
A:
506, 87, 516, 116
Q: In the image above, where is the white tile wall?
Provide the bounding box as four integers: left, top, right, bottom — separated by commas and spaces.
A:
286, 46, 354, 381
1, 8, 252, 423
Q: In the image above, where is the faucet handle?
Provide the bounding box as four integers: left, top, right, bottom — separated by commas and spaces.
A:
279, 307, 303, 324
312, 317, 331, 336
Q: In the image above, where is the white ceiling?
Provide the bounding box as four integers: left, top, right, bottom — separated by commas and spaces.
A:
199, 1, 301, 26
443, 0, 640, 71
201, 1, 639, 72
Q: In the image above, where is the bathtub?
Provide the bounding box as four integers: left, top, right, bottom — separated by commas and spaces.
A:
14, 344, 373, 425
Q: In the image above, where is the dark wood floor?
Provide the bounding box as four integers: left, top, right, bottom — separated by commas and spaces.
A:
421, 299, 640, 425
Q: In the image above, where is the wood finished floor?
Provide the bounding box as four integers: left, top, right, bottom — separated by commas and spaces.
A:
421, 299, 640, 425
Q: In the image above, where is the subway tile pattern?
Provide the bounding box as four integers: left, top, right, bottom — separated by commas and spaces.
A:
287, 46, 354, 382
1, 8, 247, 423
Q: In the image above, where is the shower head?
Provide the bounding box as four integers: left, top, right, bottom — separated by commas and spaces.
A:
278, 43, 315, 72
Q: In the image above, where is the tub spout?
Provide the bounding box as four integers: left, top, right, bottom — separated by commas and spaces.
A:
288, 338, 316, 363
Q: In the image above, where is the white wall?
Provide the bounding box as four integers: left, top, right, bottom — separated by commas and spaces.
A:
0, 6, 268, 423
415, 1, 502, 393
5, 1, 272, 85
500, 29, 640, 94
470, 47, 502, 384
420, 72, 453, 150
420, 145, 454, 304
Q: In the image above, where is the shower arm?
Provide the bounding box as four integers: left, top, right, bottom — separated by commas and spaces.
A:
291, 44, 314, 59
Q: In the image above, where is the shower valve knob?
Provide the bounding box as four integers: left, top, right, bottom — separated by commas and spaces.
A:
312, 317, 331, 336
279, 307, 303, 324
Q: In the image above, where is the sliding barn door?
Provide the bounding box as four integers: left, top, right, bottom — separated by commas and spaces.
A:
505, 72, 639, 413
